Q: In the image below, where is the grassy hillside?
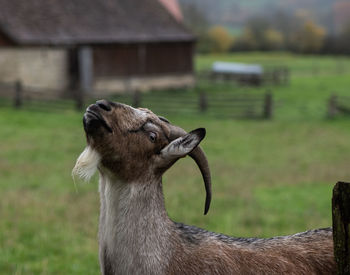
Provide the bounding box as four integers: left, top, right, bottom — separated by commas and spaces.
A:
1, 52, 350, 274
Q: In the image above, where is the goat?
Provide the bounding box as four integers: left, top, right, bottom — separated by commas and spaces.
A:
73, 99, 335, 275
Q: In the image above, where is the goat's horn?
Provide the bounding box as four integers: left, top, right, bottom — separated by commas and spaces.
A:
169, 125, 212, 215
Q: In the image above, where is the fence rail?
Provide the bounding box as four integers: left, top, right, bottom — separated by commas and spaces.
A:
0, 81, 83, 110
112, 90, 273, 119
328, 95, 350, 118
0, 81, 274, 119
197, 66, 289, 86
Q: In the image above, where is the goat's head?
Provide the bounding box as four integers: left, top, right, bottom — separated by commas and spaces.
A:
73, 99, 211, 214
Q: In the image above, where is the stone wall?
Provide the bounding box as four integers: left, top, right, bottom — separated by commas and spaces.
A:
0, 47, 69, 91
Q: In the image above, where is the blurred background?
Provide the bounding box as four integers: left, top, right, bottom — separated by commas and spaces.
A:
1, 0, 350, 273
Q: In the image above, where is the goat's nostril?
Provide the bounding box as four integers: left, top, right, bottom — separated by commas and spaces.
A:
96, 100, 112, 112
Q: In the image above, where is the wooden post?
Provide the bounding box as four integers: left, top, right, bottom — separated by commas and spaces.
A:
199, 91, 208, 112
263, 70, 270, 84
332, 182, 350, 274
75, 89, 84, 111
282, 67, 289, 85
312, 62, 319, 76
14, 80, 22, 108
272, 70, 280, 85
328, 94, 338, 119
133, 90, 141, 108
138, 44, 146, 75
263, 91, 273, 119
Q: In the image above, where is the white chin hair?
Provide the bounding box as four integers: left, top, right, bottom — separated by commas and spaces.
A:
72, 146, 101, 181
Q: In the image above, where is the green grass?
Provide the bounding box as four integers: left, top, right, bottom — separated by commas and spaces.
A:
1, 52, 350, 274
196, 52, 350, 120
196, 52, 350, 75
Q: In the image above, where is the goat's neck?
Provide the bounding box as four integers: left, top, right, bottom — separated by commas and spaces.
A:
98, 173, 174, 275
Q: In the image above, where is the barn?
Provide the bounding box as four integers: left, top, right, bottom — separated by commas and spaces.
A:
0, 0, 195, 96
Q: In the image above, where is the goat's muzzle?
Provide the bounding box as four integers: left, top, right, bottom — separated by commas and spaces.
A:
83, 102, 113, 134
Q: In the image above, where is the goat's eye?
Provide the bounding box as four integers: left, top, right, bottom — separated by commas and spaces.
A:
149, 132, 157, 143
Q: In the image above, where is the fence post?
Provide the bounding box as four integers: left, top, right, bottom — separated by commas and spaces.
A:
133, 90, 141, 108
328, 94, 338, 119
332, 181, 350, 274
263, 91, 273, 119
272, 70, 280, 85
199, 91, 208, 112
282, 67, 289, 85
75, 88, 84, 111
14, 80, 22, 108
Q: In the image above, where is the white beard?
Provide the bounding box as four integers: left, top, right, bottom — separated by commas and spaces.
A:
72, 146, 101, 181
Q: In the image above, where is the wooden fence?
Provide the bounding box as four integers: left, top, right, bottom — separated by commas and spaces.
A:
0, 81, 82, 111
328, 95, 350, 118
198, 66, 289, 87
198, 91, 273, 119
0, 81, 274, 119
102, 90, 273, 119
263, 67, 289, 85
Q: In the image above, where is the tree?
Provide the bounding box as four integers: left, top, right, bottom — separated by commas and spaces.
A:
181, 3, 209, 35
263, 29, 284, 50
207, 25, 234, 53
180, 3, 212, 53
234, 27, 258, 51
292, 20, 326, 53
244, 17, 270, 50
234, 17, 285, 51
234, 21, 283, 51
336, 20, 350, 54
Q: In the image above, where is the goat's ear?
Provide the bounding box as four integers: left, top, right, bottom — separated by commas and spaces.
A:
160, 128, 206, 160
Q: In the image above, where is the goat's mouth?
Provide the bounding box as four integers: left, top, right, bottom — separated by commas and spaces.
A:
83, 105, 113, 134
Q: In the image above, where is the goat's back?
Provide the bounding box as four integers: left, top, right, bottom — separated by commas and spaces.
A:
169, 225, 335, 275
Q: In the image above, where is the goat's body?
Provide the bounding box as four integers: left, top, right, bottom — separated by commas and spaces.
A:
98, 176, 335, 275
171, 225, 334, 274
75, 101, 335, 274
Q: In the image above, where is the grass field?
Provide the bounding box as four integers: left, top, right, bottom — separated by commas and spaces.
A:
1, 52, 350, 274
196, 52, 350, 120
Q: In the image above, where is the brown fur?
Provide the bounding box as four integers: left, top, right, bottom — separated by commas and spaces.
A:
79, 100, 336, 275
87, 104, 170, 182
168, 232, 335, 274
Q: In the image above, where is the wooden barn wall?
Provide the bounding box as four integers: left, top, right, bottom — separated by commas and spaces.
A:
93, 42, 194, 77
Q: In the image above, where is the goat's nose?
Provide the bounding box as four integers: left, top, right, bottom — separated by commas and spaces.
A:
96, 99, 112, 112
